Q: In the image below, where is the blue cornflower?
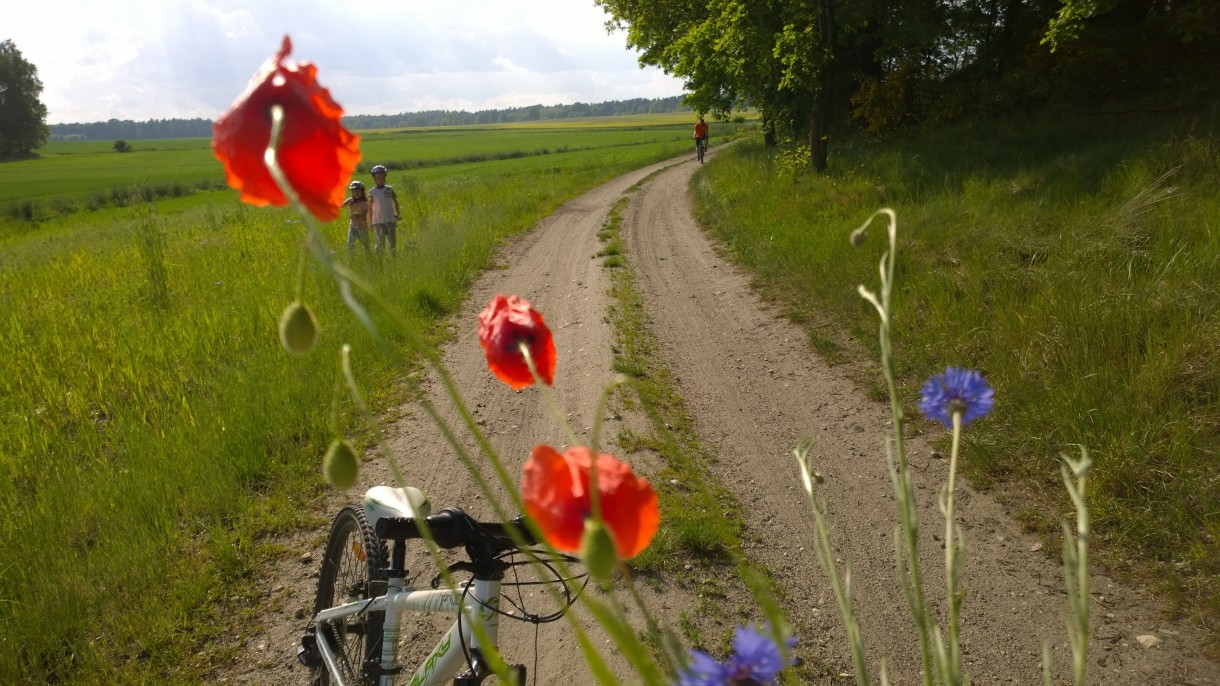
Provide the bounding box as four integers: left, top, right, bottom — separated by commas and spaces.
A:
919, 366, 994, 429
676, 624, 796, 686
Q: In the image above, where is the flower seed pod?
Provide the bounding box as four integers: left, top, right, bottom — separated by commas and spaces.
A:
323, 439, 359, 490
580, 519, 619, 588
279, 301, 318, 356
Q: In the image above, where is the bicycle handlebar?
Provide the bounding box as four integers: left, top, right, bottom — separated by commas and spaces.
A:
374, 507, 538, 551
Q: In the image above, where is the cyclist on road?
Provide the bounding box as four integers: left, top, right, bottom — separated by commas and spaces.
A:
693, 116, 709, 159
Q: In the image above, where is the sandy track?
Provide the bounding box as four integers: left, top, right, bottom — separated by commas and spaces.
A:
225, 150, 1216, 685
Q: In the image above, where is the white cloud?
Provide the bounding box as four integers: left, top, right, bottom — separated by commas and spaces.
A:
4, 0, 682, 124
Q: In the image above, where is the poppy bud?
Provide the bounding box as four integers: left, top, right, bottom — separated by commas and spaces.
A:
580, 519, 620, 588
279, 301, 318, 356
323, 439, 359, 490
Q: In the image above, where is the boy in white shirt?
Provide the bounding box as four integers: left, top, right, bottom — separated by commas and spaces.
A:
367, 164, 401, 256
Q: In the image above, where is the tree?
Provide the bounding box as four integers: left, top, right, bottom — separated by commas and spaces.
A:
113, 140, 133, 153
0, 40, 49, 157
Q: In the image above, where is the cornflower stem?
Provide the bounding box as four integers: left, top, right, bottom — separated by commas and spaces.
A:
942, 411, 963, 685
794, 444, 871, 686
1062, 448, 1091, 686
857, 209, 937, 686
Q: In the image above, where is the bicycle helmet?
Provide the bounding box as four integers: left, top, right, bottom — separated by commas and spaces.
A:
348, 180, 365, 190
370, 164, 388, 175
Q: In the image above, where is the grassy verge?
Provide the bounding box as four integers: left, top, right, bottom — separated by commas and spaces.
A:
0, 136, 695, 684
596, 185, 828, 681
691, 107, 1220, 642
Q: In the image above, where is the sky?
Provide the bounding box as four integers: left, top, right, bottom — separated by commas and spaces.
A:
4, 0, 686, 125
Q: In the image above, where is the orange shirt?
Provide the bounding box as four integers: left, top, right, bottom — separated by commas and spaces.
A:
694, 121, 709, 139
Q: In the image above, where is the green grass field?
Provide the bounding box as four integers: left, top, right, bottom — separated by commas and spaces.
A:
692, 108, 1220, 640
0, 117, 721, 221
0, 116, 751, 684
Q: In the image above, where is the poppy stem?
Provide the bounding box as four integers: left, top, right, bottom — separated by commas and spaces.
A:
294, 241, 308, 302
519, 341, 581, 444
621, 571, 681, 676
258, 99, 622, 683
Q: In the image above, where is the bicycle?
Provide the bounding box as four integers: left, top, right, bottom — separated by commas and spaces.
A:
695, 137, 707, 163
298, 485, 584, 685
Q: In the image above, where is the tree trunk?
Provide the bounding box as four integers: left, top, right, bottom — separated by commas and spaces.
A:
809, 0, 836, 173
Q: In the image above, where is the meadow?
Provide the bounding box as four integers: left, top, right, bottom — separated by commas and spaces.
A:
0, 113, 707, 221
692, 107, 1220, 641
0, 116, 744, 683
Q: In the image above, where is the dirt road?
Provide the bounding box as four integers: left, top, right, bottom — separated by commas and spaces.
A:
225, 150, 1217, 685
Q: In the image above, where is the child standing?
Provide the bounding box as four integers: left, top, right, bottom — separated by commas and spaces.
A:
368, 164, 401, 257
340, 180, 372, 259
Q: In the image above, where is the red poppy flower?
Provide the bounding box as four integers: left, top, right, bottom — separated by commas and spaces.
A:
477, 295, 556, 389
212, 35, 360, 222
522, 445, 659, 559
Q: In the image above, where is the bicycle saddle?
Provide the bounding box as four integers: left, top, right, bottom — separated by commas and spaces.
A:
362, 485, 432, 526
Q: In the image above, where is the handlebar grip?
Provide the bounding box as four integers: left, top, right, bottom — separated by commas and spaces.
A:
375, 508, 537, 550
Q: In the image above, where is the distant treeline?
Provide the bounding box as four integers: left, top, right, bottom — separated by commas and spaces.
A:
48, 96, 690, 141
49, 118, 215, 142
346, 96, 689, 129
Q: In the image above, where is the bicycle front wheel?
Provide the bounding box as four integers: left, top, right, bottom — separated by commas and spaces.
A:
312, 507, 387, 686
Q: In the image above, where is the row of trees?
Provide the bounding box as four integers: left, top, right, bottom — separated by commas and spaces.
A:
595, 0, 1219, 171
343, 96, 690, 129
46, 97, 692, 143
49, 117, 215, 141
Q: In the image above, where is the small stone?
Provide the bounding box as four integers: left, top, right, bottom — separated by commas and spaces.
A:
294, 607, 307, 620
300, 552, 313, 564
1135, 635, 1162, 648
1029, 542, 1044, 552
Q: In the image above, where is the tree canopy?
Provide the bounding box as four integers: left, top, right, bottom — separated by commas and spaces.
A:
0, 39, 49, 157
596, 0, 1219, 171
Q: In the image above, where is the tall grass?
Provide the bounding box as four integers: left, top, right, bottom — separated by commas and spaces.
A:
692, 109, 1220, 637
0, 136, 693, 683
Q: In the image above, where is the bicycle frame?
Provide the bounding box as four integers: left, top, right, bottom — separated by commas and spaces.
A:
313, 575, 504, 686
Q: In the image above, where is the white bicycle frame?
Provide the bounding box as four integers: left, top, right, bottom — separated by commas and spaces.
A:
313, 574, 504, 686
